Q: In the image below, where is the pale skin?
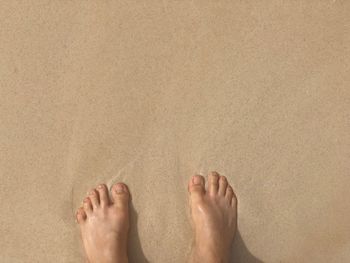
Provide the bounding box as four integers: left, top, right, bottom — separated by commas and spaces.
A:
76, 171, 237, 263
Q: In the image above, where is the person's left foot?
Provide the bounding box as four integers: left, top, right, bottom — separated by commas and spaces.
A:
76, 183, 130, 263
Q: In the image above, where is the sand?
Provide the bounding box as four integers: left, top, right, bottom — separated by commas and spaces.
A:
0, 1, 349, 262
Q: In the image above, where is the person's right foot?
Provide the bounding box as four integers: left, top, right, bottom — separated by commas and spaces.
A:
188, 171, 238, 263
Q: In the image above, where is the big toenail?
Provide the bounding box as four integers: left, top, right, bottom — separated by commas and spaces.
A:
115, 184, 124, 193
193, 176, 201, 184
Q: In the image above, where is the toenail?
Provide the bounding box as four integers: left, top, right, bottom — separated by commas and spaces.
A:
193, 176, 201, 185
83, 198, 89, 203
98, 184, 103, 189
89, 191, 95, 195
114, 184, 124, 193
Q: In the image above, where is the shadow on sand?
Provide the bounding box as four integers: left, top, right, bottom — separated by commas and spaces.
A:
127, 203, 150, 263
230, 230, 264, 263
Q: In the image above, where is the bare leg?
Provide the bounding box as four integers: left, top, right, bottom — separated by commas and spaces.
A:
76, 183, 130, 263
188, 172, 238, 263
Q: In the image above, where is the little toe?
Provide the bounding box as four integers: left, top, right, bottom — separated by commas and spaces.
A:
76, 207, 86, 224
83, 197, 93, 215
208, 171, 220, 195
88, 189, 100, 208
218, 175, 228, 196
111, 183, 130, 208
96, 184, 110, 207
188, 175, 205, 201
225, 185, 234, 203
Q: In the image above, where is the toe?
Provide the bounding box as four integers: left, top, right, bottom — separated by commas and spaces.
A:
225, 185, 234, 203
231, 190, 238, 208
218, 175, 228, 196
188, 175, 205, 201
96, 184, 110, 207
83, 197, 93, 215
111, 183, 130, 208
208, 171, 220, 195
76, 207, 86, 224
88, 189, 100, 208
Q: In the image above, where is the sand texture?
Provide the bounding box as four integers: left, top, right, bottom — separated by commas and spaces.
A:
1, 1, 349, 262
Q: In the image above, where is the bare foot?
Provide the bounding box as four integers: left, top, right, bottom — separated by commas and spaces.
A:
188, 171, 238, 263
76, 183, 130, 263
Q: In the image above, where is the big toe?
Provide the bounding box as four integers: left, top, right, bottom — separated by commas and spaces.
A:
111, 183, 130, 208
188, 175, 205, 201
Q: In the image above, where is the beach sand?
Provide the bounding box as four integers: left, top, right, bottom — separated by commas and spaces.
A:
0, 1, 349, 262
